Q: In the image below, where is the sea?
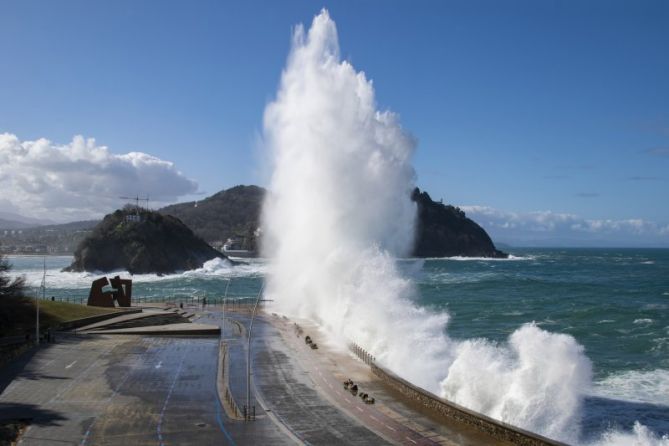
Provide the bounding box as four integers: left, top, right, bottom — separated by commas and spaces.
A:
6, 248, 669, 443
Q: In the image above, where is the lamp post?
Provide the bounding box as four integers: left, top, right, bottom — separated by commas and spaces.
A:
36, 256, 45, 345
222, 278, 231, 332
246, 281, 265, 420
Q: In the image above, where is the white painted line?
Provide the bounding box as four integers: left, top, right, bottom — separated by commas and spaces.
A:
406, 437, 417, 444
65, 361, 77, 369
385, 424, 396, 432
356, 407, 363, 412
370, 415, 379, 421
155, 361, 162, 369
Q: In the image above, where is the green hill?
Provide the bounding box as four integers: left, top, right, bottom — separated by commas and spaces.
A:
159, 185, 263, 250
66, 209, 224, 274
159, 184, 506, 258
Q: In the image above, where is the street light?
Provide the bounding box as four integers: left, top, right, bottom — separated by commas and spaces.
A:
222, 278, 231, 332
246, 281, 265, 420
36, 256, 46, 345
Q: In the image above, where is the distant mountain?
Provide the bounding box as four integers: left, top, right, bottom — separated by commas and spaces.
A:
66, 209, 223, 274
0, 218, 33, 230
0, 211, 55, 228
158, 184, 506, 258
0, 219, 98, 254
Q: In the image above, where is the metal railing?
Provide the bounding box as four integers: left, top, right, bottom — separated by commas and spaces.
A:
350, 342, 376, 365
28, 293, 260, 307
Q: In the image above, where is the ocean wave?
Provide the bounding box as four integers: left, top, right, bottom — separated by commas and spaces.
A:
592, 369, 669, 406
422, 254, 534, 261
14, 257, 267, 290
634, 318, 654, 325
588, 422, 669, 446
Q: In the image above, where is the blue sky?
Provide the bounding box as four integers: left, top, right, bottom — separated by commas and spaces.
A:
1, 1, 667, 246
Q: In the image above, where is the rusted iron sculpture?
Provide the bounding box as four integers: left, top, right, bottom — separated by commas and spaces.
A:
87, 276, 133, 307
109, 275, 132, 307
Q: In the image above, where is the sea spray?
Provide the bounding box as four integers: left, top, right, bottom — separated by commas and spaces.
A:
590, 422, 669, 446
260, 9, 453, 390
261, 9, 592, 443
441, 323, 592, 441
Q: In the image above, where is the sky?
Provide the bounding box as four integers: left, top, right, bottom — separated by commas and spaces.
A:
1, 0, 667, 246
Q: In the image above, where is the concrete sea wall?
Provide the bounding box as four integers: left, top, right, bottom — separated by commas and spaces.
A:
350, 343, 567, 446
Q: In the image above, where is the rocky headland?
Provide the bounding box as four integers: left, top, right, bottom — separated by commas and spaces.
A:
411, 188, 507, 258
65, 209, 224, 274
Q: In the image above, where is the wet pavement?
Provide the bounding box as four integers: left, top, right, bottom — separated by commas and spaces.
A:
0, 303, 507, 445
0, 330, 288, 445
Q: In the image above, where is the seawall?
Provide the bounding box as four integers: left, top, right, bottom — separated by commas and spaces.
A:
349, 343, 567, 446
371, 363, 568, 446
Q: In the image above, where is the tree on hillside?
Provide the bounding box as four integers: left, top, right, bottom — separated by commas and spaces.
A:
0, 253, 25, 299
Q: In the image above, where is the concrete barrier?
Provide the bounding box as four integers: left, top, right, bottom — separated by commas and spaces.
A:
370, 362, 568, 446
58, 308, 142, 331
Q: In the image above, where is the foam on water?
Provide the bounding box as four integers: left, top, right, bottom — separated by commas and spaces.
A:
260, 10, 593, 443
433, 254, 533, 261
592, 369, 669, 406
440, 324, 591, 441
12, 256, 266, 290
634, 318, 654, 325
589, 422, 669, 446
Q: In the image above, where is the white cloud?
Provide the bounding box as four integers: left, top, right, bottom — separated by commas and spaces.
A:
461, 205, 669, 246
0, 133, 198, 222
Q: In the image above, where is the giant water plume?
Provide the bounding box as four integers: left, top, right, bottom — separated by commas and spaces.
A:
262, 10, 592, 443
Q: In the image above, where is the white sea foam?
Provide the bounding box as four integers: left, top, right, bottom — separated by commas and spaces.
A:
260, 10, 592, 443
634, 318, 654, 325
422, 254, 533, 261
592, 369, 669, 406
588, 422, 669, 446
14, 257, 266, 290
440, 324, 591, 442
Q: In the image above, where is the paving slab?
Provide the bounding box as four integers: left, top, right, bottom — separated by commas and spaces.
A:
76, 309, 184, 332
85, 323, 220, 336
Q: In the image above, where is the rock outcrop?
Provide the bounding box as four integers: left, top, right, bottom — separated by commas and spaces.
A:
65, 209, 224, 274
411, 188, 507, 258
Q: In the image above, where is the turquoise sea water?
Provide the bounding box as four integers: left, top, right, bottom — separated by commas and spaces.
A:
7, 248, 669, 441
412, 249, 669, 380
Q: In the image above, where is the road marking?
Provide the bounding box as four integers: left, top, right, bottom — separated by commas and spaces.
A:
406, 437, 417, 444
157, 356, 186, 446
385, 424, 396, 431
65, 361, 77, 369
370, 415, 379, 421
155, 361, 162, 369
356, 407, 363, 412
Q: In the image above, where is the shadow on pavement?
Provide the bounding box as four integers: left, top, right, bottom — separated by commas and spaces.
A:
0, 334, 89, 394
0, 402, 66, 426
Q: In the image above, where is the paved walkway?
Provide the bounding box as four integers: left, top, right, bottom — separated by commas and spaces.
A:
0, 332, 288, 445
0, 303, 509, 445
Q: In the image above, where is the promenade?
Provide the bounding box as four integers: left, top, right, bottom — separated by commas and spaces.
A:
0, 304, 507, 445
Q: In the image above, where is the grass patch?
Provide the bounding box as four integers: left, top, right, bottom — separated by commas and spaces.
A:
0, 297, 122, 337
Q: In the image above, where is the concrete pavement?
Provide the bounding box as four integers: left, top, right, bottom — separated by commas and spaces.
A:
0, 302, 511, 445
